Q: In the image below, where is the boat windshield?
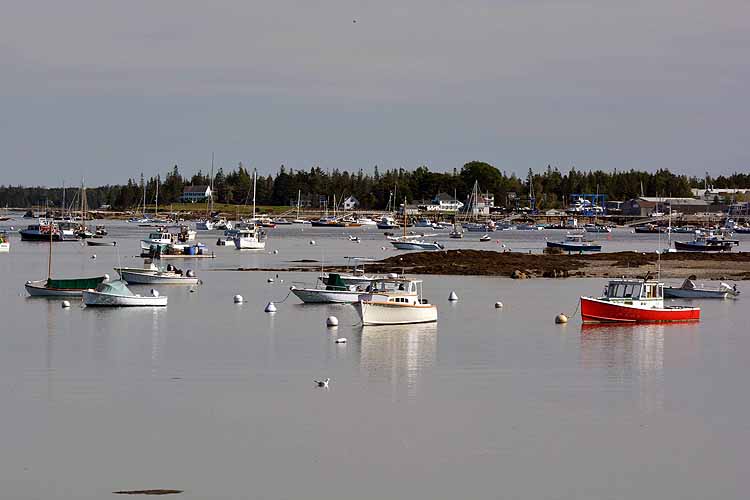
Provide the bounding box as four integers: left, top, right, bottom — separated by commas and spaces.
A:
369, 280, 418, 294
607, 282, 642, 299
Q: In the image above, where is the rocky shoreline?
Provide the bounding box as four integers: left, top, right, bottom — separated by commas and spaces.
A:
330, 250, 750, 281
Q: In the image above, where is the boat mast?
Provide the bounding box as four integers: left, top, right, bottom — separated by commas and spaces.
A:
47, 201, 53, 280
252, 168, 257, 219
141, 173, 146, 217
296, 189, 301, 219
155, 174, 159, 217
403, 197, 407, 238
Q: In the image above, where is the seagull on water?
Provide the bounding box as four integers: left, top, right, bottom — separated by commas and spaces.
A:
314, 378, 330, 388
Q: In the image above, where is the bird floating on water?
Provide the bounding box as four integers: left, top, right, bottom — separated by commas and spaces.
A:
314, 378, 330, 388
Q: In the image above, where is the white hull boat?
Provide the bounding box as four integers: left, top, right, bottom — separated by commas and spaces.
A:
390, 239, 443, 251
290, 286, 362, 304
25, 276, 109, 297
233, 225, 266, 249
355, 301, 438, 325
115, 267, 200, 285
83, 280, 167, 307
354, 276, 437, 325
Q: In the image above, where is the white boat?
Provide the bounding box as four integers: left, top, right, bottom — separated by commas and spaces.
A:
195, 219, 215, 231
140, 230, 174, 252
290, 273, 367, 303
114, 264, 200, 285
0, 231, 9, 253
663, 277, 740, 299
318, 258, 379, 288
354, 277, 437, 325
83, 280, 168, 307
355, 217, 378, 226
391, 239, 444, 251
233, 225, 266, 249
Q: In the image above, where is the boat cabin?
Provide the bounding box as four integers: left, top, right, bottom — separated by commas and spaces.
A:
603, 278, 663, 305
364, 277, 427, 305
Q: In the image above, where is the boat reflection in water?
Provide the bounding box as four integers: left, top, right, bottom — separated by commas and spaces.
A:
580, 322, 699, 413
358, 322, 437, 398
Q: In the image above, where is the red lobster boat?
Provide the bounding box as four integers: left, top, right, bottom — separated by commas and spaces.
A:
581, 278, 700, 324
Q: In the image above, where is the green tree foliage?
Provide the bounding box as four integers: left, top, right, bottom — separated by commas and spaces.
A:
1, 162, 745, 210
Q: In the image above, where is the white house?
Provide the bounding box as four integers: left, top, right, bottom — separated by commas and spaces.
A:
342, 196, 359, 210
425, 193, 464, 212
180, 185, 212, 203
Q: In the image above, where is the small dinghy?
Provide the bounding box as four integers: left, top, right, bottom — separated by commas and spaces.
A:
664, 276, 740, 299
479, 234, 492, 242
83, 280, 168, 307
86, 240, 116, 246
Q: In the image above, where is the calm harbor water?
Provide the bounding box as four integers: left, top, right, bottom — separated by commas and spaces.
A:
0, 220, 748, 499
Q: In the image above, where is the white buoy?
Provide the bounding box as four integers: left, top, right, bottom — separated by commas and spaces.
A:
273, 249, 279, 254
555, 313, 568, 324
326, 316, 339, 327
233, 294, 244, 304
381, 246, 386, 251
265, 301, 277, 313
335, 337, 347, 344
448, 291, 459, 301
309, 240, 316, 245
61, 300, 71, 309
495, 301, 503, 309
150, 289, 159, 297
267, 277, 275, 283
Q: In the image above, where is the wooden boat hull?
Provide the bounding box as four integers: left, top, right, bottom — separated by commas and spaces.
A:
580, 296, 700, 323
354, 301, 437, 325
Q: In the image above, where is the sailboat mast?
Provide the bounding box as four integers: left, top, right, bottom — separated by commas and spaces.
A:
297, 189, 301, 219
252, 168, 257, 219
47, 202, 53, 280
141, 173, 146, 217
155, 175, 159, 216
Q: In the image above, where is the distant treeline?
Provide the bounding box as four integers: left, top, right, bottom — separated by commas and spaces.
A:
2, 162, 749, 211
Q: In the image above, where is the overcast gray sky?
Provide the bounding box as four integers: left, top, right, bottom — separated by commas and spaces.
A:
1, 0, 748, 185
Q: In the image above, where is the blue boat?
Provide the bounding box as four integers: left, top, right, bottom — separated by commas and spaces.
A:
546, 233, 601, 252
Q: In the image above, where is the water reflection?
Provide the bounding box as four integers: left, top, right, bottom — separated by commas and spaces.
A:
580, 322, 698, 412
358, 323, 437, 398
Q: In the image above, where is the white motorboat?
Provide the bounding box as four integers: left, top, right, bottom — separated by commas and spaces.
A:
354, 277, 437, 325
114, 263, 200, 285
233, 225, 266, 249
83, 280, 168, 307
140, 230, 174, 252
291, 273, 366, 303
663, 277, 740, 299
318, 258, 379, 288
